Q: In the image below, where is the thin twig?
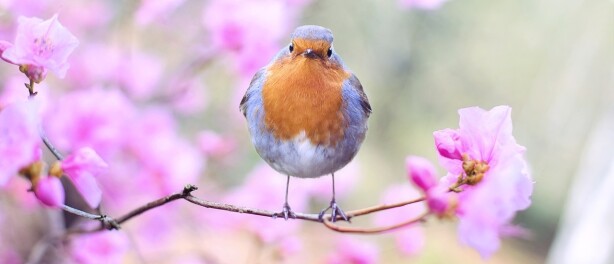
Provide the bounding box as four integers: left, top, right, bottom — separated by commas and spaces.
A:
115, 185, 198, 224
345, 196, 426, 218
322, 212, 429, 234
41, 132, 64, 160
65, 184, 429, 235
61, 205, 119, 230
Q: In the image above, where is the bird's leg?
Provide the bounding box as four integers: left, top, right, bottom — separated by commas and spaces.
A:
276, 175, 296, 220
318, 173, 349, 222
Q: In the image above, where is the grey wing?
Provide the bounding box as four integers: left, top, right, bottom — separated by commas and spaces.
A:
345, 73, 372, 117
240, 68, 266, 117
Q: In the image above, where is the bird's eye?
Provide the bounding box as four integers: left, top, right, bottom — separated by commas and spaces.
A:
289, 44, 294, 52
327, 48, 332, 57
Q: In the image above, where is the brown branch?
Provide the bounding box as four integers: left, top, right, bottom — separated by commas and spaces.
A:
64, 184, 430, 235
345, 196, 426, 218
323, 212, 429, 234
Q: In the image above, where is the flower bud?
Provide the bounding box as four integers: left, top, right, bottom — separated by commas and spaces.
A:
406, 156, 437, 192
34, 176, 65, 207
427, 186, 456, 217
433, 129, 463, 160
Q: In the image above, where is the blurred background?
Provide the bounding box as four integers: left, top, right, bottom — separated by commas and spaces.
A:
0, 0, 612, 263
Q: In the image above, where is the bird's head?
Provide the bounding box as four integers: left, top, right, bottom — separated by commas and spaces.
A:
288, 25, 335, 61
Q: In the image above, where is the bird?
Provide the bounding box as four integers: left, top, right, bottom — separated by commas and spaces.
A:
240, 25, 371, 222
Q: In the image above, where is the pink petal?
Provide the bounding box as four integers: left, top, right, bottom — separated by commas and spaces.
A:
0, 99, 41, 186
426, 184, 454, 216
62, 147, 108, 174
3, 14, 79, 79
406, 156, 438, 192
433, 128, 463, 160
326, 237, 379, 264
70, 231, 129, 264
34, 176, 65, 208
67, 172, 102, 208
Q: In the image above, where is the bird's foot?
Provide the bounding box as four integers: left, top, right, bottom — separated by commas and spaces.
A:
318, 200, 349, 222
274, 203, 296, 220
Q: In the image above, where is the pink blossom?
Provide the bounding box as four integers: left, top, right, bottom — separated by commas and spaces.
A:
425, 184, 456, 217
203, 0, 290, 77
374, 184, 425, 256
0, 75, 45, 108
0, 99, 40, 186
33, 175, 64, 207
325, 237, 379, 264
61, 147, 107, 208
406, 155, 438, 192
117, 51, 164, 100
135, 0, 186, 26
433, 128, 463, 160
69, 231, 129, 264
66, 44, 121, 87
1, 14, 79, 82
305, 161, 360, 200
435, 105, 533, 258
399, 0, 449, 10
125, 108, 203, 194
277, 236, 303, 259
197, 130, 236, 157
167, 78, 209, 114
44, 87, 136, 157
3, 177, 39, 209
220, 163, 309, 242
0, 0, 52, 17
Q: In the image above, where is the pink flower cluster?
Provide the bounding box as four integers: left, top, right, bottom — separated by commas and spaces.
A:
0, 96, 108, 209
408, 105, 533, 258
0, 14, 78, 83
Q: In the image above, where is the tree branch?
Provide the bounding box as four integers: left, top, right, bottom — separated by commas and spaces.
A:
63, 184, 429, 235
41, 132, 64, 160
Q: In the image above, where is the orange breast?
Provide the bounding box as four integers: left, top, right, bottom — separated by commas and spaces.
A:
262, 56, 350, 146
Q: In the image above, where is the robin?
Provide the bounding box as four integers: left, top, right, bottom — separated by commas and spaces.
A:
240, 25, 371, 222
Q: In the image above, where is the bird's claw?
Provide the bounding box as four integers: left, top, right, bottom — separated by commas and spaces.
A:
318, 200, 349, 222
275, 203, 296, 220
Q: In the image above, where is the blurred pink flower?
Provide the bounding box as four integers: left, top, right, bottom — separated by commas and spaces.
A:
0, 75, 49, 108
0, 0, 51, 17
1, 15, 79, 82
135, 0, 186, 26
125, 108, 203, 193
197, 130, 236, 157
374, 184, 425, 256
66, 44, 121, 87
399, 0, 449, 10
118, 51, 164, 100
203, 0, 290, 77
168, 78, 209, 114
425, 184, 455, 216
325, 237, 379, 264
0, 99, 40, 186
44, 87, 136, 157
305, 161, 360, 200
406, 156, 437, 192
3, 177, 39, 209
221, 163, 309, 242
70, 231, 129, 264
433, 128, 463, 160
61, 147, 107, 208
406, 155, 455, 216
33, 175, 64, 208
435, 105, 533, 258
277, 236, 303, 259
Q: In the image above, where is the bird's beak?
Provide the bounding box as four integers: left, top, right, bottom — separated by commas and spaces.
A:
302, 49, 317, 59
